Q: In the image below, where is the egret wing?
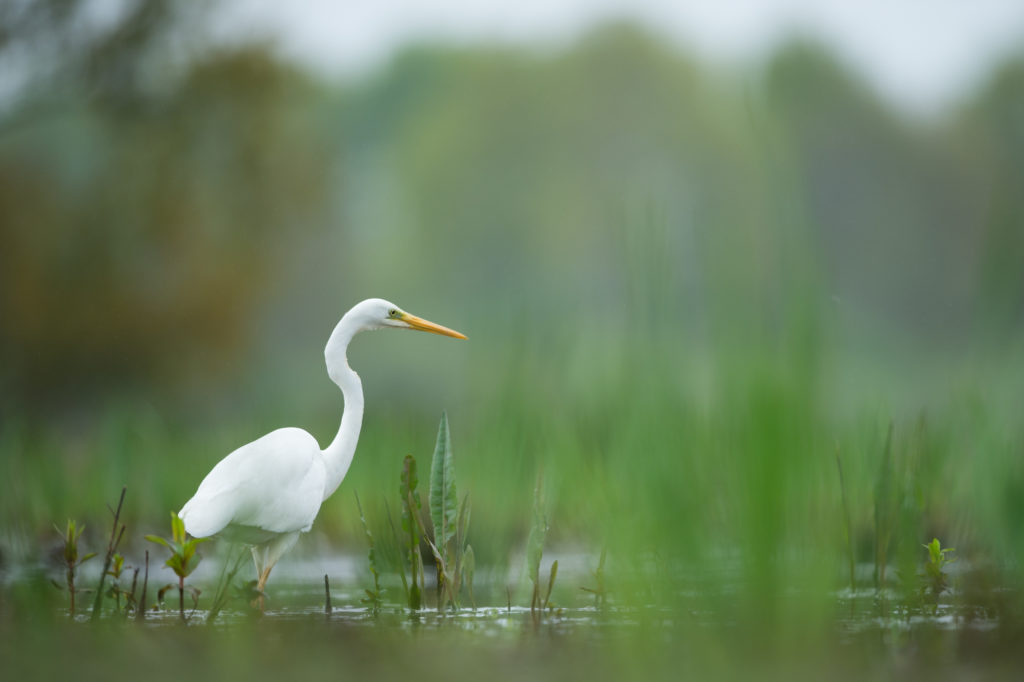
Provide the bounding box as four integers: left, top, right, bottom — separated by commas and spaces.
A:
179, 427, 326, 538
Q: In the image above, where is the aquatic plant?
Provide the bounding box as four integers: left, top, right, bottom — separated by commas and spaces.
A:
90, 487, 127, 621
835, 444, 855, 592
399, 454, 425, 610
426, 412, 474, 610
205, 546, 248, 624
429, 413, 458, 557
527, 476, 557, 617
581, 547, 608, 608
873, 424, 894, 591
103, 552, 139, 617
922, 537, 956, 597
355, 491, 383, 614
135, 551, 149, 622
462, 542, 476, 609
145, 511, 208, 622
54, 519, 95, 617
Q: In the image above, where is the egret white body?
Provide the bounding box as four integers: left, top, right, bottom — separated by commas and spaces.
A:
178, 298, 465, 597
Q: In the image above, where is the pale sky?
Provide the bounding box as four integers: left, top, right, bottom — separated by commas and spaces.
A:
215, 0, 1024, 116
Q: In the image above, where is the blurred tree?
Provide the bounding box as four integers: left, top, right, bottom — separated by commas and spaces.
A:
1, 15, 1021, 417
0, 1, 332, 409
762, 41, 982, 342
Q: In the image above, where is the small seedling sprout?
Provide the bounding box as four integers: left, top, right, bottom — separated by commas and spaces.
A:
145, 511, 209, 622
54, 519, 96, 617
922, 537, 956, 603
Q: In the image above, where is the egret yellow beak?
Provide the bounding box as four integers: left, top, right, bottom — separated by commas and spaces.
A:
400, 312, 467, 340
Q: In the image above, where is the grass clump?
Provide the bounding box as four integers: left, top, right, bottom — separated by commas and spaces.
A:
527, 476, 557, 618
581, 547, 608, 609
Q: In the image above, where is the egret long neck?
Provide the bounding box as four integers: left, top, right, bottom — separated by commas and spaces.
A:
322, 319, 365, 501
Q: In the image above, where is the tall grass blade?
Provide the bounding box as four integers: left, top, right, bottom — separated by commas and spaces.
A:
543, 560, 558, 610
874, 423, 894, 591
462, 544, 476, 609
836, 444, 855, 592
527, 476, 547, 588
135, 551, 148, 622
206, 545, 247, 624
527, 476, 548, 615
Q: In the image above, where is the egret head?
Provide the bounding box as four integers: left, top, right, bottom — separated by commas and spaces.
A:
327, 299, 466, 368
354, 298, 467, 338
326, 298, 465, 382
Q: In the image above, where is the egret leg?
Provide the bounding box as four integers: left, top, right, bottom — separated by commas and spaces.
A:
250, 532, 301, 611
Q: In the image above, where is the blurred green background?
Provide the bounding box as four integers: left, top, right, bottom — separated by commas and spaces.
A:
2, 0, 1024, 654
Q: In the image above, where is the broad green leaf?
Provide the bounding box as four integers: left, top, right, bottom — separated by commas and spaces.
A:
183, 553, 201, 577
429, 411, 458, 560
166, 555, 183, 573
145, 535, 171, 549
171, 512, 186, 544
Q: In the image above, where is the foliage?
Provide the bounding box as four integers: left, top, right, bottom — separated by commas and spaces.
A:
429, 411, 458, 566
426, 412, 474, 610
145, 512, 208, 621
103, 552, 140, 618
922, 538, 956, 598
873, 425, 894, 590
399, 454, 425, 611
205, 546, 249, 625
90, 487, 127, 621
581, 547, 608, 608
355, 492, 383, 614
526, 477, 557, 617
53, 519, 95, 616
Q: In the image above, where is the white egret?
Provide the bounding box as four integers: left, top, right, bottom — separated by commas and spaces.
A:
178, 298, 466, 599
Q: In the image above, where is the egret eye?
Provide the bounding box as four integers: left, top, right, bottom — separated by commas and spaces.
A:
389, 309, 398, 318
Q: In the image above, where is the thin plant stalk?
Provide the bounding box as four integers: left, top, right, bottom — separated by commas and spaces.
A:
136, 551, 149, 622
91, 486, 127, 622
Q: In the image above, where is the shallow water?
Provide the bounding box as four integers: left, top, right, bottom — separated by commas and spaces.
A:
13, 548, 1006, 640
